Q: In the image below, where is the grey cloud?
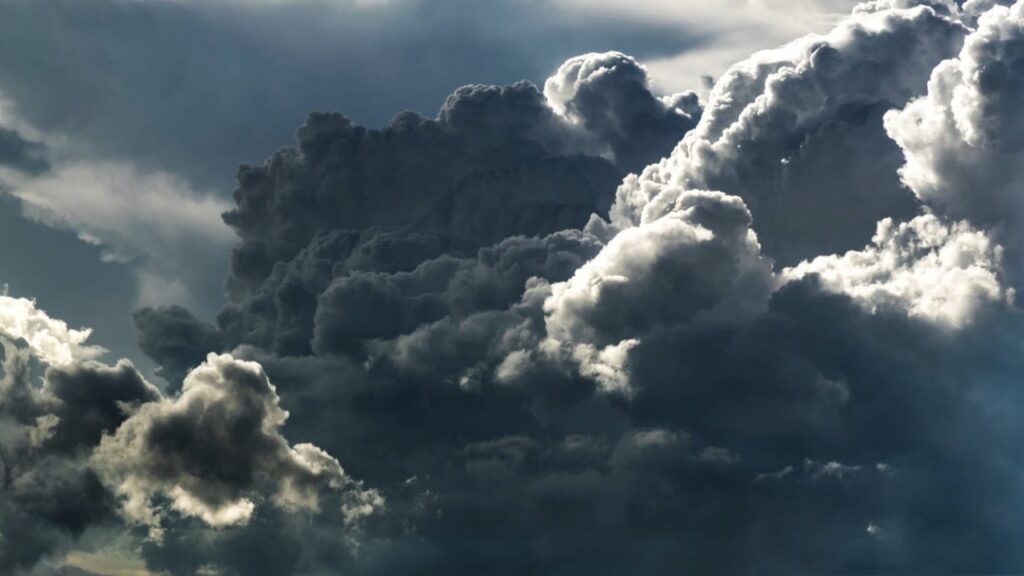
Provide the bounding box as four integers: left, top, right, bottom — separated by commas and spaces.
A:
0, 127, 48, 175
132, 305, 224, 387
167, 57, 698, 376
0, 340, 120, 573
115, 2, 1024, 575
1, 298, 375, 574
90, 353, 379, 538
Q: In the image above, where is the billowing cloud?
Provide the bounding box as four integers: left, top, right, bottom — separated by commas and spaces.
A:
10, 0, 1024, 574
544, 51, 701, 171
0, 293, 105, 366
0, 291, 375, 573
607, 2, 967, 264
785, 213, 1011, 327
196, 52, 697, 364
886, 0, 1024, 284
91, 353, 380, 539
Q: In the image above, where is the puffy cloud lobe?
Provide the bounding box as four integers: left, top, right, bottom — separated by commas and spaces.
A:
0, 333, 148, 572
544, 51, 701, 172
546, 190, 774, 348
0, 294, 105, 367
218, 55, 696, 319
90, 353, 380, 538
886, 0, 1024, 284
785, 213, 1011, 327
606, 3, 967, 264
542, 190, 775, 394
133, 305, 224, 386
0, 297, 376, 572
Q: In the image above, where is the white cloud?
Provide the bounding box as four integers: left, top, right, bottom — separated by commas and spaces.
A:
0, 294, 105, 366
784, 214, 1010, 327
885, 0, 1024, 226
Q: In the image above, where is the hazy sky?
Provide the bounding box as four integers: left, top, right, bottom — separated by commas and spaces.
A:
7, 1, 1024, 575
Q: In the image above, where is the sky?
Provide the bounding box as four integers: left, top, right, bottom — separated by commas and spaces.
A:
5, 0, 1024, 574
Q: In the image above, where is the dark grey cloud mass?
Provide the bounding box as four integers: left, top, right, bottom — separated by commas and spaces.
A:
0, 0, 704, 368
8, 0, 1024, 575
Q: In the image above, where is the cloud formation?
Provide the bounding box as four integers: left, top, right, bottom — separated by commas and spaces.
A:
116, 2, 1024, 573
606, 3, 967, 263
0, 292, 373, 573
91, 353, 380, 540
886, 0, 1024, 282
13, 0, 1024, 574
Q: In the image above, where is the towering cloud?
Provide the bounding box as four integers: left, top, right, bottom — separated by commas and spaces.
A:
886, 0, 1024, 283
606, 3, 967, 263
188, 51, 700, 363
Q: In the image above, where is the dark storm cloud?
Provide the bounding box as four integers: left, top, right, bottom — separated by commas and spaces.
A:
133, 305, 224, 385
0, 339, 121, 573
135, 52, 697, 366
8, 0, 1024, 574
120, 3, 1024, 574
0, 0, 704, 373
0, 297, 376, 573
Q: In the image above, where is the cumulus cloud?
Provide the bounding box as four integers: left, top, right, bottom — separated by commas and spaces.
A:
785, 213, 1011, 327
0, 293, 105, 366
606, 2, 967, 263
0, 302, 144, 572
91, 353, 380, 539
167, 52, 699, 374
0, 290, 374, 572
886, 0, 1024, 283
57, 1, 1024, 574
544, 51, 701, 171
